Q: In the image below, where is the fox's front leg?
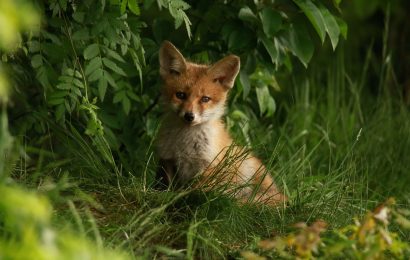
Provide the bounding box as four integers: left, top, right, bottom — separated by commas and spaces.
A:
154, 158, 175, 189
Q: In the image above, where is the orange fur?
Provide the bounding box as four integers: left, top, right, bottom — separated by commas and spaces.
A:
156, 41, 287, 206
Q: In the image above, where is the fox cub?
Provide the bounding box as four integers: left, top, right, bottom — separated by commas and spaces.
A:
156, 41, 287, 206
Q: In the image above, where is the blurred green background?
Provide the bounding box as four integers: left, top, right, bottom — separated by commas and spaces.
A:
1, 0, 409, 259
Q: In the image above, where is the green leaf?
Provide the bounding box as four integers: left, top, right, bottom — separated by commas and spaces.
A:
58, 76, 84, 88
113, 91, 125, 103
101, 115, 120, 130
65, 99, 71, 112
72, 11, 85, 23
255, 85, 276, 117
102, 58, 127, 76
238, 6, 258, 24
228, 28, 253, 51
145, 116, 158, 137
144, 0, 155, 10
36, 65, 51, 88
259, 9, 282, 37
332, 0, 342, 12
72, 78, 84, 88
128, 0, 140, 15
83, 43, 100, 60
48, 98, 65, 105
231, 110, 249, 121
282, 21, 314, 67
129, 48, 143, 86
56, 83, 71, 90
65, 68, 82, 78
93, 20, 109, 36
98, 76, 108, 101
182, 13, 192, 39
72, 28, 89, 41
165, 0, 192, 38
270, 75, 281, 92
49, 91, 67, 99
333, 0, 342, 7
31, 54, 43, 68
239, 71, 251, 99
58, 76, 83, 88
59, 76, 74, 82
88, 68, 103, 82
260, 35, 278, 66
85, 57, 102, 76
120, 44, 128, 56
244, 53, 257, 73
293, 0, 326, 43
104, 71, 117, 88
120, 0, 127, 14
127, 90, 139, 101
122, 96, 131, 114
58, 0, 68, 11
28, 41, 40, 53
55, 103, 65, 121
171, 14, 181, 29
72, 87, 82, 96
318, 4, 340, 50
75, 70, 83, 78
42, 31, 62, 45
335, 17, 348, 39
104, 127, 120, 149
105, 48, 125, 63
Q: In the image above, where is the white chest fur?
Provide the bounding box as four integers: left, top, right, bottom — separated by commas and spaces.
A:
157, 118, 217, 182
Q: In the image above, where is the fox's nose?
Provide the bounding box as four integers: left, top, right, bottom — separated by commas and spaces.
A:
184, 112, 195, 122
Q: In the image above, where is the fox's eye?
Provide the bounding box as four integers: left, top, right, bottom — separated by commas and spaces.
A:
169, 69, 180, 75
175, 92, 186, 100
201, 96, 211, 103
213, 78, 223, 84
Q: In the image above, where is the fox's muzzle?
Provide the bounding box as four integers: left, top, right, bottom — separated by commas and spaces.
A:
184, 112, 195, 122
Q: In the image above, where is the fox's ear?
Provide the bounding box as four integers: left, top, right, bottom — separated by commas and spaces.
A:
159, 41, 186, 77
208, 55, 240, 89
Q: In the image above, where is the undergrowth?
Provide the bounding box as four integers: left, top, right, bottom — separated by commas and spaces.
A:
2, 1, 409, 259
5, 44, 410, 259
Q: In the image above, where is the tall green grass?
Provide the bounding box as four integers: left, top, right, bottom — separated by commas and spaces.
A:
5, 43, 410, 258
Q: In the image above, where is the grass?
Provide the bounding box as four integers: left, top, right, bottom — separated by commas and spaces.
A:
4, 44, 410, 259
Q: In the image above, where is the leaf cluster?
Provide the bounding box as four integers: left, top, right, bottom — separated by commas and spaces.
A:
244, 199, 410, 259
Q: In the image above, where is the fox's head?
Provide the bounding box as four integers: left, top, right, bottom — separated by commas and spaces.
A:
159, 41, 240, 126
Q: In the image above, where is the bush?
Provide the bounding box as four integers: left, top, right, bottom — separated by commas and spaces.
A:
7, 0, 345, 170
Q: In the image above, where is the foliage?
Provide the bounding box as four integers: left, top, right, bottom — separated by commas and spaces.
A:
6, 0, 346, 172
2, 0, 410, 259
0, 0, 40, 51
243, 199, 410, 259
0, 0, 39, 175
0, 185, 128, 260
0, 1, 124, 259
0, 0, 39, 102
